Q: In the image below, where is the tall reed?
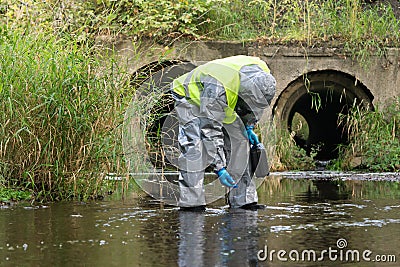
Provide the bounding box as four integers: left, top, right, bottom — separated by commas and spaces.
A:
270, 125, 316, 171
0, 27, 129, 200
333, 99, 400, 171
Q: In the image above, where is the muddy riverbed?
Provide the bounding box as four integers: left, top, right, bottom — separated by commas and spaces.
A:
1, 172, 399, 266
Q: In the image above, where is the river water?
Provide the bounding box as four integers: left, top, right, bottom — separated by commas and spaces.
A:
1, 172, 399, 266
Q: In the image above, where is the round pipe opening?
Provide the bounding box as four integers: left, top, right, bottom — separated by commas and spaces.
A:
274, 70, 374, 160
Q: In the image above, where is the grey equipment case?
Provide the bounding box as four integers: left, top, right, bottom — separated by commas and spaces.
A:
249, 143, 270, 177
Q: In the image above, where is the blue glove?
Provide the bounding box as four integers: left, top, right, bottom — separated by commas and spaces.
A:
245, 126, 260, 145
216, 168, 237, 188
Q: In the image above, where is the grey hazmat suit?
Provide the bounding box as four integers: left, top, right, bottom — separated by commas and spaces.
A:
171, 55, 276, 208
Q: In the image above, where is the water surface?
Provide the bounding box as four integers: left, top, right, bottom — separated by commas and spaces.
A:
1, 173, 399, 266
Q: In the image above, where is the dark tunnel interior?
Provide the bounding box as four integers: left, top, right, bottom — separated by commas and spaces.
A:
275, 70, 374, 161
288, 85, 354, 160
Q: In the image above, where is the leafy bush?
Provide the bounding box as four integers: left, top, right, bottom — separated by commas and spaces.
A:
202, 0, 399, 41
112, 0, 226, 37
1, 0, 226, 40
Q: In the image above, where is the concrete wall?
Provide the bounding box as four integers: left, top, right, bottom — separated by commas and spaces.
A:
172, 41, 400, 108
108, 37, 399, 107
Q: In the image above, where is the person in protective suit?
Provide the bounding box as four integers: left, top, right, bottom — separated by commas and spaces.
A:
171, 55, 276, 211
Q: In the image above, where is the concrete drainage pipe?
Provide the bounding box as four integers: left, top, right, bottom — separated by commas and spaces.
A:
273, 70, 374, 160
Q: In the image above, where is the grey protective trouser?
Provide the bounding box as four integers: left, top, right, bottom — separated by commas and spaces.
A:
175, 97, 258, 208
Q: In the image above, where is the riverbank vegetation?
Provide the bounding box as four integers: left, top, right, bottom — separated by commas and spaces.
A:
1, 0, 399, 61
0, 28, 130, 201
1, 0, 399, 200
0, 187, 31, 203
331, 99, 400, 171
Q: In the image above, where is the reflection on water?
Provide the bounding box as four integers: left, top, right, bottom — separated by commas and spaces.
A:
178, 209, 260, 266
1, 174, 400, 266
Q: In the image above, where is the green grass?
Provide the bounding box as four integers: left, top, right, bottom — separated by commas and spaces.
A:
200, 0, 399, 63
0, 188, 32, 202
330, 99, 400, 171
200, 0, 399, 41
0, 26, 130, 201
270, 125, 316, 171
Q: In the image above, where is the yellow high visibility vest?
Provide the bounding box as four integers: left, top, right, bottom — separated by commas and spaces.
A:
173, 55, 270, 124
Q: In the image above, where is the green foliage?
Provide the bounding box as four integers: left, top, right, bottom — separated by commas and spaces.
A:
332, 99, 400, 171
2, 0, 398, 51
201, 0, 399, 62
0, 0, 227, 41
0, 0, 398, 68
113, 0, 224, 37
271, 126, 316, 171
0, 27, 130, 201
0, 188, 32, 202
204, 1, 399, 41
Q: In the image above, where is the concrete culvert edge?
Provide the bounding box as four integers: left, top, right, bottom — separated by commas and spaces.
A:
273, 70, 374, 160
